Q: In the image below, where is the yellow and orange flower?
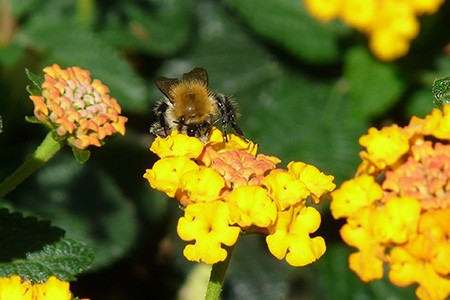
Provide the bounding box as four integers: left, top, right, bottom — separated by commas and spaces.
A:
29, 64, 127, 149
303, 0, 445, 61
331, 104, 450, 299
144, 128, 336, 266
0, 275, 88, 300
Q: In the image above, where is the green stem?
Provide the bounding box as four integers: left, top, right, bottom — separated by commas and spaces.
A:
205, 245, 235, 300
0, 132, 62, 199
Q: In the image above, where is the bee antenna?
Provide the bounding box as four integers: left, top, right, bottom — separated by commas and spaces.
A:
213, 109, 234, 125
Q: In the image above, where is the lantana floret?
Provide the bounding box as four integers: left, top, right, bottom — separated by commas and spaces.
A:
177, 200, 240, 264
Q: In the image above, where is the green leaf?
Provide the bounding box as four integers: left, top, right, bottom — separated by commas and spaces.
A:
24, 116, 41, 124
102, 0, 192, 56
436, 56, 450, 77
224, 0, 340, 63
50, 131, 66, 143
21, 19, 148, 112
0, 42, 26, 68
432, 76, 450, 109
72, 147, 91, 164
0, 238, 94, 282
406, 88, 434, 118
248, 73, 365, 182
11, 153, 138, 269
25, 68, 43, 95
0, 208, 65, 262
155, 0, 280, 112
344, 47, 405, 120
10, 0, 37, 17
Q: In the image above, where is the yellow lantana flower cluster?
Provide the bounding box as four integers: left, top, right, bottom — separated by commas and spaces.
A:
331, 104, 450, 300
29, 64, 127, 149
144, 128, 335, 266
303, 0, 445, 61
0, 275, 86, 300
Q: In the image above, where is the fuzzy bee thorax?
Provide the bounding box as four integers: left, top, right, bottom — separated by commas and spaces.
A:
169, 81, 217, 120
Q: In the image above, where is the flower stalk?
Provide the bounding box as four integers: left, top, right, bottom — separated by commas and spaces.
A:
205, 244, 235, 300
0, 132, 61, 199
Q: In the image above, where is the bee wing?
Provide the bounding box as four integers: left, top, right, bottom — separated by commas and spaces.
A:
182, 67, 208, 86
156, 76, 179, 101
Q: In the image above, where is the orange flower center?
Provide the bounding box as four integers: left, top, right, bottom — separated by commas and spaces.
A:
208, 150, 279, 188
383, 141, 450, 210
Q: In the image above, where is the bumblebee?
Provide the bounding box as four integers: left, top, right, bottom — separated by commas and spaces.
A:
150, 67, 245, 142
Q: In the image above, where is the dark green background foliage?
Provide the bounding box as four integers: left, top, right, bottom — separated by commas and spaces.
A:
1, 0, 448, 298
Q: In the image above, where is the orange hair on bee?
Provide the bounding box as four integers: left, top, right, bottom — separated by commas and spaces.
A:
169, 81, 217, 121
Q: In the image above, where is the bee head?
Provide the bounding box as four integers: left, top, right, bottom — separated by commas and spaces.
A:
173, 118, 211, 142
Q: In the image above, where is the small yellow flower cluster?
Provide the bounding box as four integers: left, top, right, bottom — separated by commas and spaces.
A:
144, 128, 335, 266
303, 0, 445, 60
331, 104, 450, 299
0, 275, 86, 300
30, 64, 127, 149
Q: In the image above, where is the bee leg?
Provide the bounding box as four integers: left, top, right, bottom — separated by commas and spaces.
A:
230, 121, 245, 141
220, 115, 229, 142
214, 93, 246, 142
150, 100, 170, 137
213, 94, 227, 140
150, 123, 167, 137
